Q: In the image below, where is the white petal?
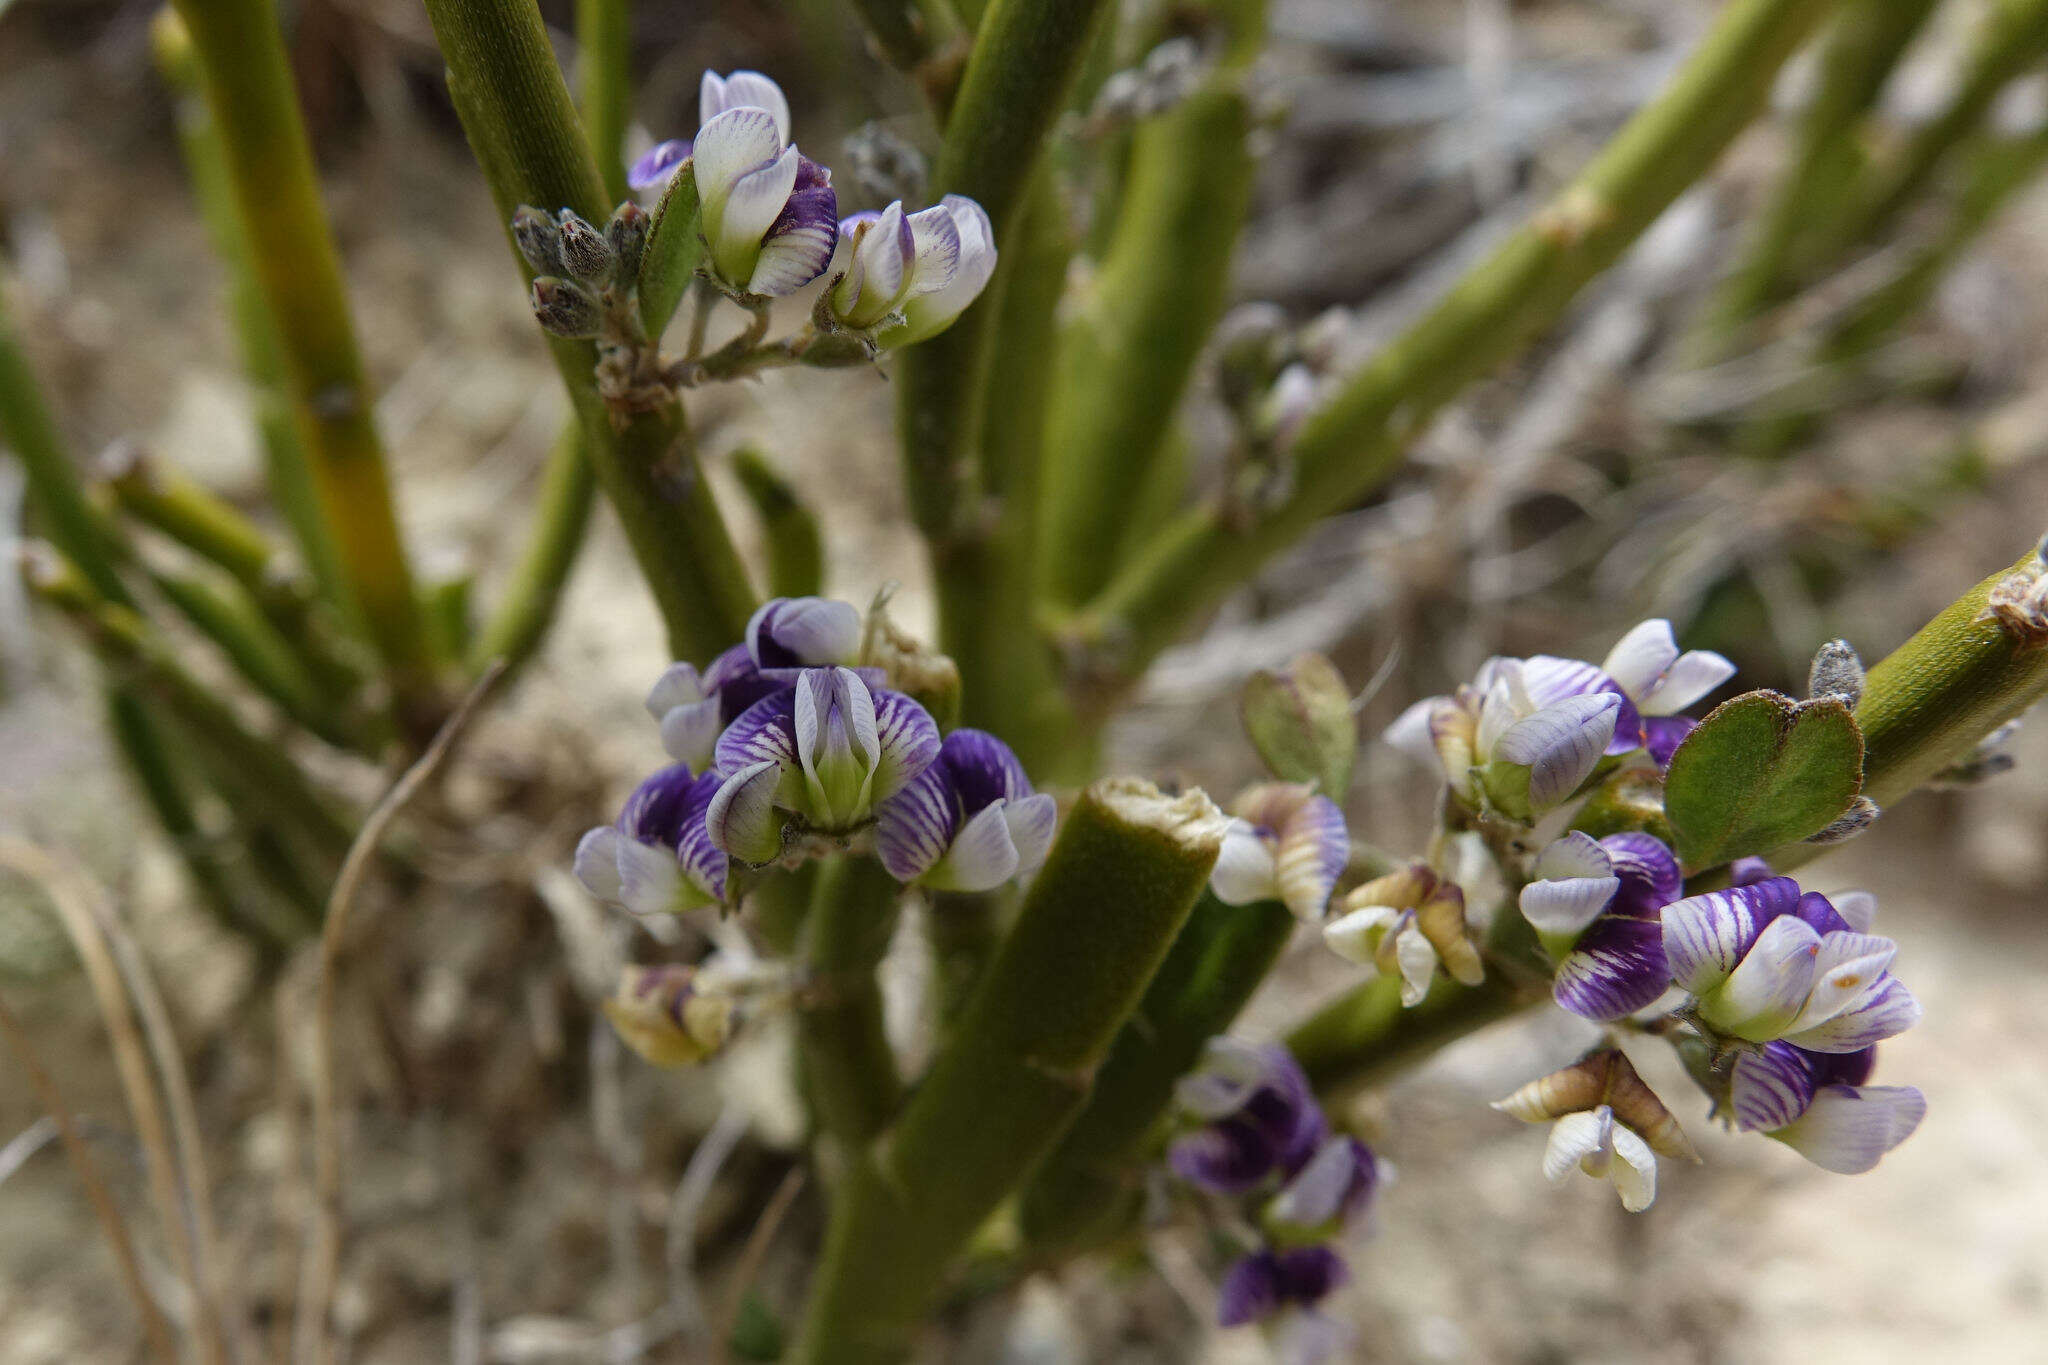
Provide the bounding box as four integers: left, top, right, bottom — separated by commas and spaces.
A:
1771, 1085, 1926, 1173
1640, 650, 1737, 716
1531, 830, 1614, 882
1494, 693, 1620, 812
713, 144, 801, 270
645, 662, 708, 718
573, 827, 625, 903
929, 801, 1022, 892
1600, 620, 1679, 701
1607, 1124, 1658, 1211
615, 836, 684, 915
1383, 698, 1444, 764
1000, 793, 1058, 876
691, 106, 783, 217
701, 70, 790, 145
1209, 820, 1279, 905
1393, 926, 1439, 1006
1706, 914, 1822, 1037
706, 760, 786, 864
1784, 977, 1923, 1053
903, 203, 961, 298
1785, 933, 1899, 1033
1519, 875, 1620, 939
1831, 889, 1879, 932
1542, 1109, 1610, 1183
1322, 904, 1398, 965
658, 700, 722, 772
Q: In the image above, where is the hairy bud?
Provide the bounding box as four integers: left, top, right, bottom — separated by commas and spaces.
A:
606, 202, 650, 286
1804, 794, 1879, 845
555, 210, 617, 282
530, 277, 603, 339
1806, 638, 1865, 708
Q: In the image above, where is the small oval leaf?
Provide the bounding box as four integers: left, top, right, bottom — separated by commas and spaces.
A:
637, 166, 703, 339
1664, 690, 1864, 872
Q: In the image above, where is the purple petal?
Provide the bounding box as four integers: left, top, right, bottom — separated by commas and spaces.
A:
672, 770, 729, 900
747, 597, 863, 670
1792, 890, 1854, 936
873, 765, 956, 883
1554, 908, 1668, 1019
1643, 715, 1695, 767
620, 764, 703, 847
1274, 795, 1349, 921
1601, 832, 1682, 915
1169, 1121, 1279, 1195
1218, 1251, 1284, 1327
1523, 656, 1643, 756
627, 139, 692, 195
750, 162, 839, 296
1274, 1246, 1349, 1305
1810, 1045, 1878, 1087
869, 687, 942, 802
1770, 1084, 1925, 1172
714, 688, 799, 779
936, 728, 1031, 814
1731, 1042, 1817, 1131
1661, 878, 1801, 994
1493, 692, 1621, 811
1728, 857, 1775, 887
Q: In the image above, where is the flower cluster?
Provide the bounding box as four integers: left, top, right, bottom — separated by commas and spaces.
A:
1167, 1040, 1382, 1363
624, 70, 994, 343
578, 596, 1054, 915
1386, 619, 1734, 818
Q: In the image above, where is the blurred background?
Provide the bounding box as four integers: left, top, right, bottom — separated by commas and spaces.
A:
4, 0, 2048, 1359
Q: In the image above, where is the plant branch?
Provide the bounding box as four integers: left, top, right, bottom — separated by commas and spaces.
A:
797, 856, 907, 1153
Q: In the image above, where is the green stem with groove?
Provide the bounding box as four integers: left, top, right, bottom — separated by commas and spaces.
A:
1018, 893, 1294, 1255
169, 0, 439, 723
798, 856, 906, 1152
1066, 0, 1840, 699
421, 0, 757, 665
791, 780, 1223, 1364
469, 426, 599, 675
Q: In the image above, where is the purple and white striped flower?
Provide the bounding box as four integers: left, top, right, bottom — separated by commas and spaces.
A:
883, 196, 997, 347
707, 666, 942, 863
628, 69, 796, 195
874, 728, 1056, 891
573, 764, 728, 913
1663, 877, 1921, 1051
1518, 831, 1681, 1020
1728, 1043, 1925, 1172
1264, 1135, 1381, 1242
824, 200, 962, 333
1596, 618, 1737, 764
1168, 1038, 1327, 1195
746, 595, 863, 671
1385, 657, 1621, 819
643, 644, 794, 771
1493, 1050, 1697, 1213
1210, 783, 1349, 921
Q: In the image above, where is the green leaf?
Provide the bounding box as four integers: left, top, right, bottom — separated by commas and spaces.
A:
1663, 690, 1864, 872
1239, 653, 1357, 796
636, 166, 702, 339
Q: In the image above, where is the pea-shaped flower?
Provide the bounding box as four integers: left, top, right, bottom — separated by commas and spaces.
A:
573, 764, 727, 913
1210, 783, 1349, 921
1662, 876, 1922, 1052
1168, 1038, 1327, 1195
880, 196, 997, 347
602, 964, 739, 1068
874, 729, 1057, 891
1263, 1135, 1381, 1243
1730, 1043, 1926, 1174
1518, 831, 1681, 1020
745, 595, 863, 672
1322, 865, 1484, 1005
1218, 1244, 1349, 1331
627, 70, 795, 195
1386, 657, 1621, 820
1493, 1049, 1697, 1212
825, 202, 959, 331
708, 666, 942, 863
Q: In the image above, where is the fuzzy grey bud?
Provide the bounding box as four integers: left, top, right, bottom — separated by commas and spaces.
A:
1806, 638, 1865, 708
530, 277, 603, 339
841, 122, 929, 206
1805, 795, 1879, 846
606, 202, 650, 287
512, 206, 565, 276
555, 210, 616, 282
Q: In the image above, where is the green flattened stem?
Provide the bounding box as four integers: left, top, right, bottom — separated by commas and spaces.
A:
1702, 0, 1941, 337
0, 282, 131, 606
575, 0, 632, 201
1068, 0, 1840, 694
23, 550, 356, 862
168, 0, 439, 723
1287, 971, 1536, 1103
731, 447, 826, 598
798, 856, 907, 1151
422, 0, 757, 664
1853, 547, 2048, 807
152, 9, 347, 613
1040, 0, 1265, 608
926, 888, 1010, 1027
1018, 893, 1294, 1255
791, 780, 1225, 1365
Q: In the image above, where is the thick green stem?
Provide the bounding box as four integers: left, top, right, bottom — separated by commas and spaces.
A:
925, 888, 1009, 1026
24, 551, 356, 862
168, 0, 439, 721
896, 0, 1116, 707
798, 856, 907, 1152
1703, 0, 1941, 335
1068, 0, 1840, 694
1018, 893, 1294, 1254
152, 9, 348, 613
791, 781, 1223, 1364
1039, 0, 1264, 607
469, 426, 599, 674
731, 447, 826, 598
0, 282, 131, 606
940, 174, 1074, 771
575, 0, 632, 201
422, 0, 757, 665
1804, 0, 2048, 272
1287, 971, 1535, 1102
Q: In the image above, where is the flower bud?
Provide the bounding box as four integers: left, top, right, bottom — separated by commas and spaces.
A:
555, 210, 617, 282
602, 964, 737, 1067
1804, 794, 1879, 845
606, 201, 651, 286
1806, 638, 1865, 707
1239, 652, 1356, 796
511, 205, 566, 275
530, 277, 603, 339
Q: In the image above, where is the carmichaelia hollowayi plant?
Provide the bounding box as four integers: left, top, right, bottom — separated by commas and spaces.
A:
13, 0, 2048, 1359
